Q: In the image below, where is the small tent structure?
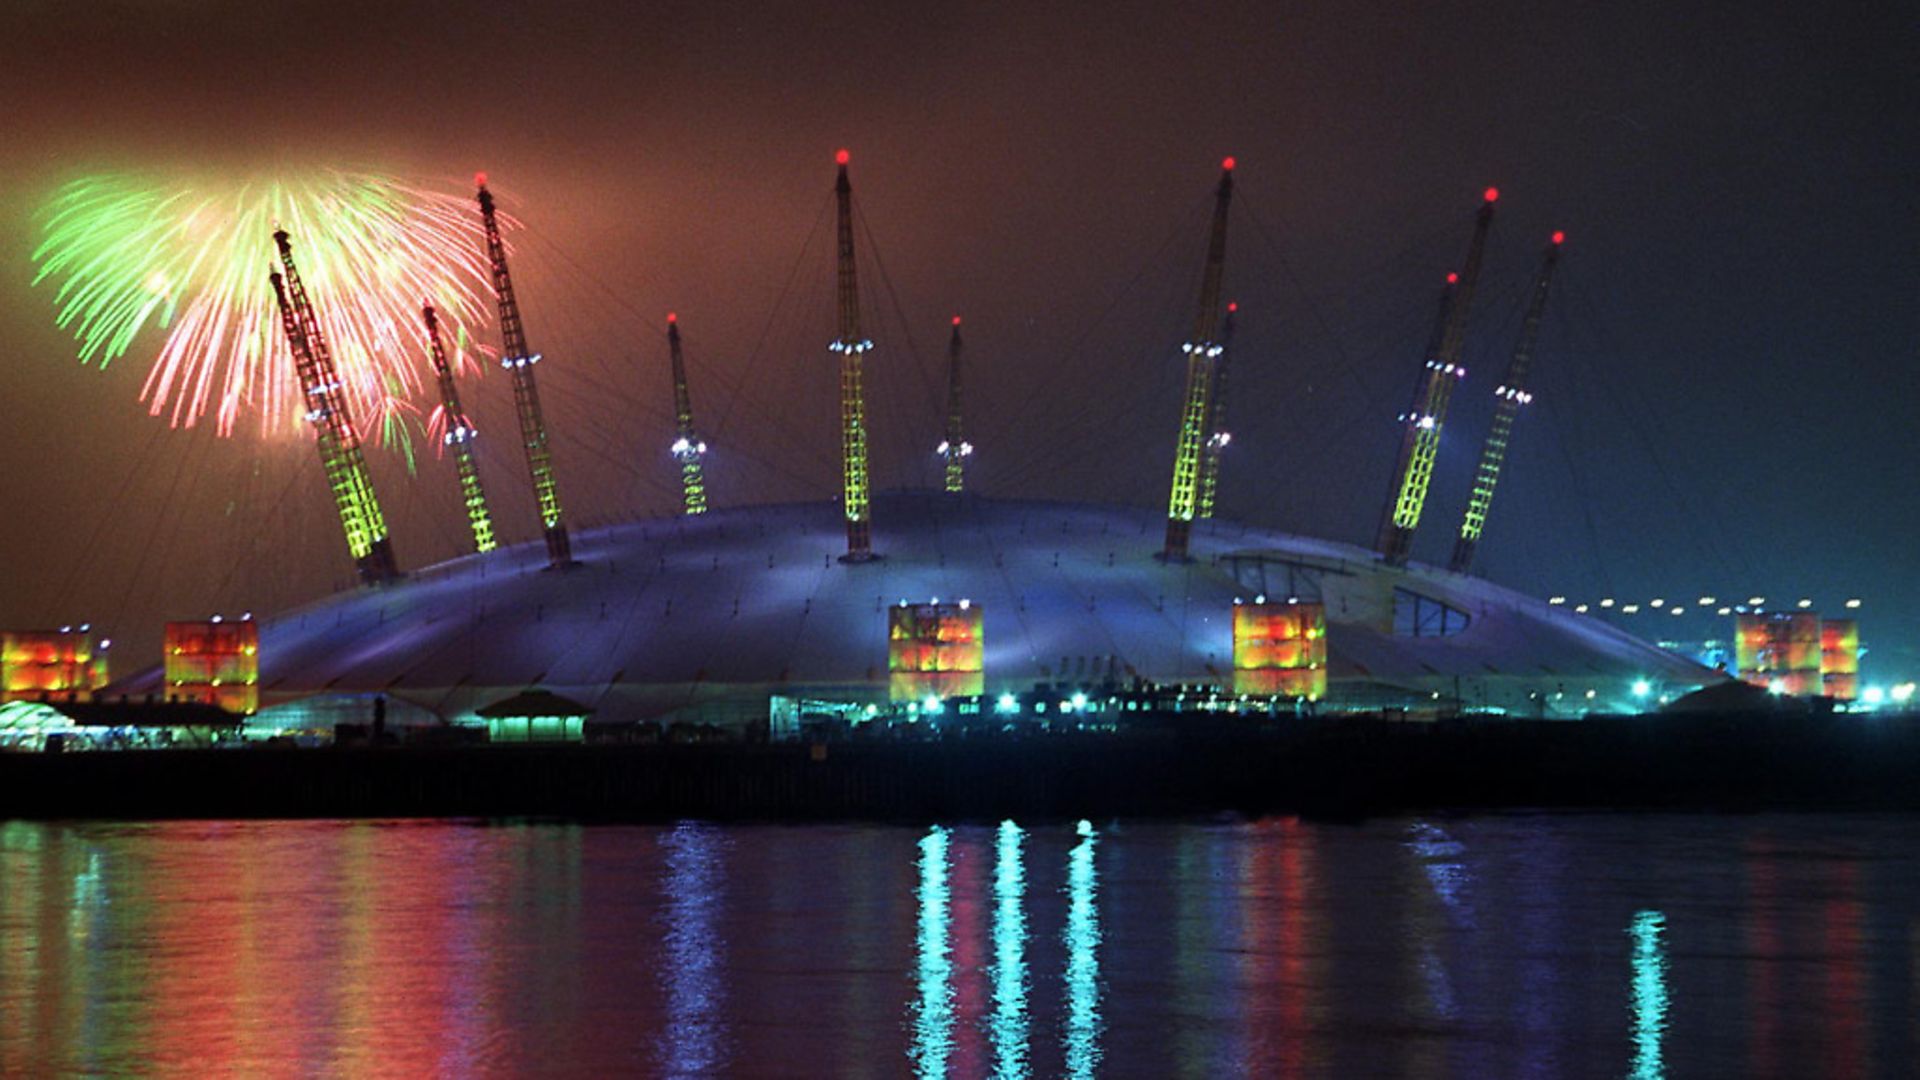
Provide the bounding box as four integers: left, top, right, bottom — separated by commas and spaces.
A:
474, 688, 593, 743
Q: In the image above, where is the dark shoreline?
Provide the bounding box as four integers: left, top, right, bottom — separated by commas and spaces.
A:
4, 712, 1917, 822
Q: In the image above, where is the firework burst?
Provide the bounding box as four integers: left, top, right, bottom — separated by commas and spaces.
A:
31, 172, 503, 438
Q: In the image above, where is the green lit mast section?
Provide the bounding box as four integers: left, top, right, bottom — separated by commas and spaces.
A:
475, 173, 573, 568
1161, 157, 1236, 560
1195, 300, 1239, 520
1376, 187, 1499, 566
938, 316, 971, 494
1450, 231, 1564, 574
831, 150, 877, 561
665, 314, 709, 515
421, 303, 498, 553
1376, 274, 1455, 548
269, 229, 401, 585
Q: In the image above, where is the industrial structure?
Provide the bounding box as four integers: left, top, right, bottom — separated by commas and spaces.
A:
938, 316, 971, 494
1450, 231, 1564, 573
1161, 157, 1235, 561
164, 617, 259, 716
1735, 611, 1861, 701
270, 229, 401, 585
830, 150, 878, 561
477, 173, 573, 568
665, 314, 710, 515
2, 629, 107, 703
1377, 188, 1498, 565
422, 303, 498, 553
889, 598, 984, 702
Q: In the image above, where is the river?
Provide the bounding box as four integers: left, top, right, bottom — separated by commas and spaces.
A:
1, 814, 1913, 1077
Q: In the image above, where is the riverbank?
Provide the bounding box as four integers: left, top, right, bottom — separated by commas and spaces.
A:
3, 712, 1916, 820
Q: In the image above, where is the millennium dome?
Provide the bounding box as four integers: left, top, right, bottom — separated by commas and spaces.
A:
116, 491, 1713, 729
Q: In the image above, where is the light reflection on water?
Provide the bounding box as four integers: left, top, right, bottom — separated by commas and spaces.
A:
989, 821, 1028, 1080
1630, 910, 1669, 1080
911, 826, 954, 1078
1062, 819, 1102, 1080
4, 815, 1920, 1077
662, 822, 726, 1077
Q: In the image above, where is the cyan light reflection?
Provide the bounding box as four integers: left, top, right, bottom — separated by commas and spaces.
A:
663, 823, 727, 1077
1063, 820, 1102, 1080
989, 821, 1028, 1080
911, 826, 954, 1079
1630, 910, 1669, 1080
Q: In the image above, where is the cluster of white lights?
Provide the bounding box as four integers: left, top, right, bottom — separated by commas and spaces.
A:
934, 440, 974, 456
501, 352, 542, 369
670, 436, 708, 458
1554, 593, 1864, 618
828, 339, 875, 354
444, 423, 477, 445
1206, 431, 1232, 450
1179, 342, 1225, 358
1424, 359, 1466, 377
1494, 385, 1534, 404
1848, 683, 1916, 712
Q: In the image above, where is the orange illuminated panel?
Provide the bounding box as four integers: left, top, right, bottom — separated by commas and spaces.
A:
1232, 601, 1327, 700
888, 602, 984, 702
1735, 612, 1822, 696
1, 630, 106, 703
165, 619, 260, 715
1820, 618, 1859, 701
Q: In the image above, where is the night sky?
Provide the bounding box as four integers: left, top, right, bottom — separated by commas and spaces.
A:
1, 1, 1914, 673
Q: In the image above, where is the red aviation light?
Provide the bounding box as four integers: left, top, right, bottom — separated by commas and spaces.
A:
951, 315, 962, 326
1483, 186, 1500, 202
1446, 272, 1460, 284
1221, 156, 1237, 171
667, 312, 677, 323
1551, 230, 1566, 245
474, 171, 489, 188
835, 149, 851, 165
1227, 301, 1238, 313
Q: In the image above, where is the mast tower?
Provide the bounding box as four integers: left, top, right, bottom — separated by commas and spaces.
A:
1449, 231, 1564, 574
938, 316, 971, 493
421, 303, 498, 553
1195, 300, 1239, 520
830, 150, 877, 561
1161, 157, 1236, 560
475, 173, 573, 568
666, 313, 710, 515
1375, 188, 1499, 565
269, 229, 401, 584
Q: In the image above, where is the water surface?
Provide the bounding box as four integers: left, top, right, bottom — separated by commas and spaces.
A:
2, 814, 1914, 1077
